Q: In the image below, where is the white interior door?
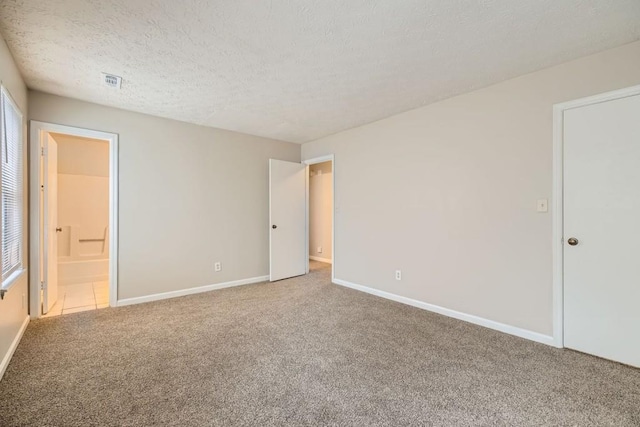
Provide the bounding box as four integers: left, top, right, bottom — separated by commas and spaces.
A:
563, 93, 640, 367
42, 133, 59, 313
269, 159, 306, 281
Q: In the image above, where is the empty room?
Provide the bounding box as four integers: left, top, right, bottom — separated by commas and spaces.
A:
0, 1, 639, 426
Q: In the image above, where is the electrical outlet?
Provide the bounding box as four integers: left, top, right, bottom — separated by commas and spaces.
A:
214, 262, 221, 272
395, 270, 402, 281
317, 246, 323, 254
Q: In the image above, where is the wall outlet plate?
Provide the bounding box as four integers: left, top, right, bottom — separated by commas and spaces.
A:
214, 262, 221, 272
395, 270, 402, 280
317, 246, 323, 253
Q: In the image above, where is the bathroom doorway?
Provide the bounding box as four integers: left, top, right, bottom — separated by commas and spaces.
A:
29, 122, 118, 318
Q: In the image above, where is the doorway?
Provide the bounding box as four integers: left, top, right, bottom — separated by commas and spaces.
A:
268, 155, 335, 282
29, 122, 118, 318
303, 155, 334, 280
553, 85, 640, 367
307, 160, 333, 273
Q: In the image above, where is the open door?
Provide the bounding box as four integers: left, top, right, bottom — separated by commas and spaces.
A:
563, 92, 640, 367
269, 159, 306, 281
42, 133, 59, 313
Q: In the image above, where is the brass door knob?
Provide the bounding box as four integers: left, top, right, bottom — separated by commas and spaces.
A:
567, 237, 579, 246
55, 227, 62, 232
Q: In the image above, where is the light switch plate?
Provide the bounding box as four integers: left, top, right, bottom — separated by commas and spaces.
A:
537, 199, 548, 213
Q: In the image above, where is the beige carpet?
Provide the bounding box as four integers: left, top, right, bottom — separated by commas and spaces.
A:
1, 261, 638, 426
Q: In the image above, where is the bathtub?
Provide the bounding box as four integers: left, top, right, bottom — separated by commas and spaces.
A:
58, 258, 109, 286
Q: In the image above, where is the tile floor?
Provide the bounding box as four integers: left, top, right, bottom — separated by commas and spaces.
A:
43, 281, 109, 317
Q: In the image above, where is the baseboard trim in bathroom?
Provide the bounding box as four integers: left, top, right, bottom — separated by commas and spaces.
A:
59, 275, 110, 287
309, 256, 332, 264
116, 275, 270, 307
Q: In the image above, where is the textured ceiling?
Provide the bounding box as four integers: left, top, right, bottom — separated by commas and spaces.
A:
1, 1, 639, 143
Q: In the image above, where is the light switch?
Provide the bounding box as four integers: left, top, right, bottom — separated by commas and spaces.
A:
537, 199, 548, 213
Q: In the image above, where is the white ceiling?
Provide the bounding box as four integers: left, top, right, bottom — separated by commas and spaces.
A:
1, 1, 639, 143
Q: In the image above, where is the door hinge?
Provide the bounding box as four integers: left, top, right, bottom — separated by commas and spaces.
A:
40, 282, 44, 290
41, 147, 44, 156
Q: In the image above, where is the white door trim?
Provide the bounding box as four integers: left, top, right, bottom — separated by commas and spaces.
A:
551, 84, 640, 348
29, 121, 119, 317
303, 154, 335, 282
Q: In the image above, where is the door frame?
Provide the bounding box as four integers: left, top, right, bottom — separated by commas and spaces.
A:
29, 121, 119, 317
551, 84, 640, 348
303, 154, 335, 282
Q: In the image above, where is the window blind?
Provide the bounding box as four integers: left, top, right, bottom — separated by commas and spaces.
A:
1, 88, 23, 280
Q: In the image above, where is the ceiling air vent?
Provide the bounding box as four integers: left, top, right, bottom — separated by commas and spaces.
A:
101, 72, 122, 89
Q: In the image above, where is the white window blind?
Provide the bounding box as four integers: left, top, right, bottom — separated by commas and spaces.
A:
1, 88, 23, 281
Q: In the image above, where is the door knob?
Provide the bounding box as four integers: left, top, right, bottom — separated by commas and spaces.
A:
272, 225, 277, 229
55, 227, 62, 232
567, 237, 579, 246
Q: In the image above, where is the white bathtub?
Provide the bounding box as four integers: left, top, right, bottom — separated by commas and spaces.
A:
58, 258, 109, 286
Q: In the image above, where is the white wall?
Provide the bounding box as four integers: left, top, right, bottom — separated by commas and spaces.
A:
0, 34, 29, 379
29, 91, 301, 300
302, 41, 640, 338
57, 174, 109, 258
54, 134, 110, 260
309, 161, 332, 261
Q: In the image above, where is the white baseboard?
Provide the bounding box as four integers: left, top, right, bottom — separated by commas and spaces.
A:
332, 278, 555, 347
116, 275, 269, 307
309, 256, 332, 264
0, 315, 30, 381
